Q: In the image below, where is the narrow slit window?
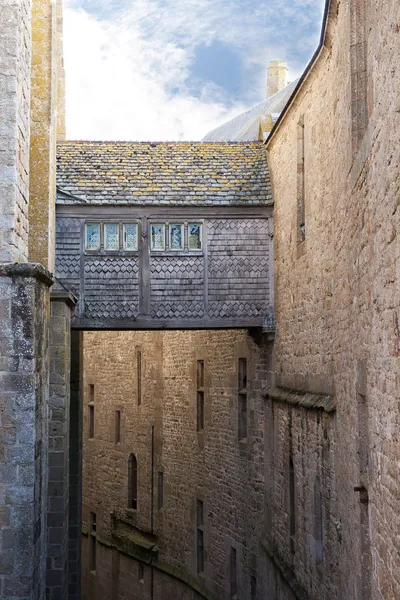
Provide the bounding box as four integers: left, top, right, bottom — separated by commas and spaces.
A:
297, 117, 305, 243
123, 223, 138, 250
128, 454, 138, 510
89, 384, 95, 439
115, 410, 121, 444
138, 563, 144, 583
137, 350, 142, 406
85, 223, 100, 250
150, 224, 165, 250
158, 471, 164, 510
169, 224, 183, 250
251, 575, 257, 600
230, 547, 237, 598
197, 360, 204, 432
188, 224, 202, 250
90, 512, 97, 573
197, 500, 204, 574
238, 359, 247, 441
104, 223, 119, 250
89, 405, 95, 439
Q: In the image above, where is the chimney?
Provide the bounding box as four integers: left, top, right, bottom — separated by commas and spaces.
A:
267, 60, 288, 98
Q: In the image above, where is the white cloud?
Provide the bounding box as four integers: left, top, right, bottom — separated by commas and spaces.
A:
63, 0, 324, 141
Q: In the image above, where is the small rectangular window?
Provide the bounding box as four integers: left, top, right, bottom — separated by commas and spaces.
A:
238, 394, 247, 441
238, 358, 247, 392
89, 384, 95, 403
169, 224, 183, 250
238, 359, 247, 441
104, 223, 119, 250
85, 224, 100, 250
137, 350, 142, 406
89, 405, 94, 439
123, 223, 138, 250
197, 360, 204, 431
188, 224, 202, 250
230, 547, 237, 598
90, 512, 97, 573
197, 500, 204, 574
158, 471, 164, 510
138, 563, 144, 583
197, 499, 204, 527
151, 224, 165, 250
115, 410, 121, 443
251, 575, 257, 600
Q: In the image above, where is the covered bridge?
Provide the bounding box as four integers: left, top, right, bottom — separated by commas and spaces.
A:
55, 141, 274, 330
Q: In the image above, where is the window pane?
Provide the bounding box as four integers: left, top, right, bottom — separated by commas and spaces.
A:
188, 224, 202, 250
123, 224, 138, 250
151, 224, 165, 250
169, 224, 183, 250
85, 224, 100, 250
104, 223, 119, 250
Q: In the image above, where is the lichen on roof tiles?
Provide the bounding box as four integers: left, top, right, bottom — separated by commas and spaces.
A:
56, 141, 272, 206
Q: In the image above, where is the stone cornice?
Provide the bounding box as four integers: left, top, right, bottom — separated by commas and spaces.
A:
0, 262, 53, 287
265, 386, 336, 413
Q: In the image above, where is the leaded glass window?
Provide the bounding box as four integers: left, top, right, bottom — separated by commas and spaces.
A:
151, 224, 165, 251
85, 223, 100, 250
104, 223, 119, 250
123, 224, 138, 250
188, 224, 202, 250
169, 224, 183, 250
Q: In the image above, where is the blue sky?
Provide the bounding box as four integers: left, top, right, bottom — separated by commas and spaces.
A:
64, 0, 325, 140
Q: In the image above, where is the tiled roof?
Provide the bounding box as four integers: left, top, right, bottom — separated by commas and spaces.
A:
202, 79, 299, 142
56, 141, 272, 205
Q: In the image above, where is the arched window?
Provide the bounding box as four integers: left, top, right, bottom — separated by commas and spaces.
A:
128, 454, 138, 510
314, 476, 324, 564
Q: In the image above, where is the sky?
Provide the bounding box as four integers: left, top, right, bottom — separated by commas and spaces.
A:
64, 0, 326, 141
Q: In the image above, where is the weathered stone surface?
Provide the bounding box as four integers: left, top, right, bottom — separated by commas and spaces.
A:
267, 0, 400, 598
0, 264, 52, 600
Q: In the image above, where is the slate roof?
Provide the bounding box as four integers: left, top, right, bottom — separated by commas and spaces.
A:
202, 79, 299, 142
56, 141, 272, 206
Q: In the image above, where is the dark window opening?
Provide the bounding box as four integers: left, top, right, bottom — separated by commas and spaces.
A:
89, 405, 94, 439
137, 351, 142, 406
115, 410, 121, 444
158, 471, 164, 510
197, 500, 204, 574
128, 454, 138, 510
297, 117, 305, 243
197, 360, 205, 431
251, 575, 257, 600
138, 563, 144, 583
238, 358, 247, 440
230, 547, 237, 598
238, 358, 247, 391
90, 512, 97, 573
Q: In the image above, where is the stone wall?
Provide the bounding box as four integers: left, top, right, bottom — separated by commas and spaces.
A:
266, 0, 400, 598
0, 0, 32, 262
0, 264, 52, 600
81, 329, 272, 600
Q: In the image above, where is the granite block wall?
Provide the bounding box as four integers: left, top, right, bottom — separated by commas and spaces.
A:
0, 264, 52, 600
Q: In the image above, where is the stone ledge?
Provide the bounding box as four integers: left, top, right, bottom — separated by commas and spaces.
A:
261, 539, 309, 600
88, 527, 216, 600
265, 386, 335, 413
0, 262, 53, 287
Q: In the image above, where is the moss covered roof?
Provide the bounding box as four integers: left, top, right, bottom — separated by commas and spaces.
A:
56, 141, 271, 206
